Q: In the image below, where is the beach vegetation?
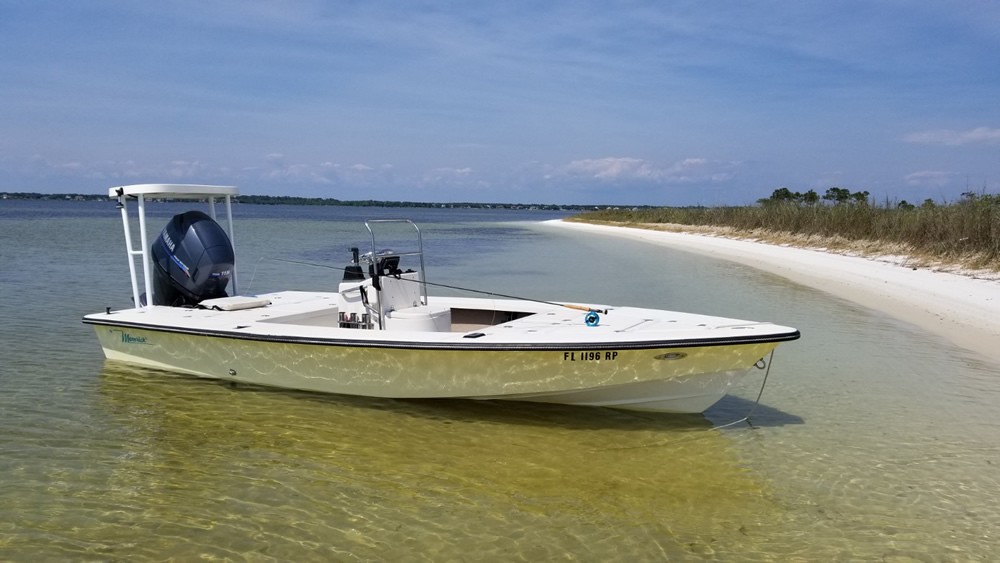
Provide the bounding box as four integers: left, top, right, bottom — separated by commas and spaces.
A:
571, 189, 1000, 271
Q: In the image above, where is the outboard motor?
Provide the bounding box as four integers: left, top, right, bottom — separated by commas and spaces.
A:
150, 211, 234, 306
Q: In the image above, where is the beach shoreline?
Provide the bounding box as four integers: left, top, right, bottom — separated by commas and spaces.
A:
547, 219, 1000, 364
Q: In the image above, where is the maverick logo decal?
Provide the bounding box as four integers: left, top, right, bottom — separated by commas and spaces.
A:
111, 329, 151, 345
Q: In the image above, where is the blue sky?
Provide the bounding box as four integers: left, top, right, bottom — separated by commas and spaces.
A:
1, 1, 998, 205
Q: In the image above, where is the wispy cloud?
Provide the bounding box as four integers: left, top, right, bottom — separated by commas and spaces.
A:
561, 157, 658, 180
260, 154, 400, 185
11, 154, 379, 187
18, 155, 229, 182
904, 170, 957, 187
903, 127, 1000, 146
553, 157, 738, 184
419, 167, 482, 190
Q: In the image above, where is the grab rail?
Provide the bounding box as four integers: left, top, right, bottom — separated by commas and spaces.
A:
364, 219, 428, 328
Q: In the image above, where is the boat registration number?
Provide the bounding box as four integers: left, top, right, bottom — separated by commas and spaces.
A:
563, 351, 618, 362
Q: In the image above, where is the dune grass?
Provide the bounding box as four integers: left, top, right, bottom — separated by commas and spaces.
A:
570, 194, 1000, 272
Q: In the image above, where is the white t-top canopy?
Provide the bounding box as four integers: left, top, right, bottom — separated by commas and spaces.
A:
109, 183, 240, 307
108, 184, 239, 199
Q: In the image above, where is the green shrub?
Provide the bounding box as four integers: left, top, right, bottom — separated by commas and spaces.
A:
572, 191, 1000, 269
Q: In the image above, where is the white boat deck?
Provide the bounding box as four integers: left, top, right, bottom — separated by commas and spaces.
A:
87, 291, 793, 348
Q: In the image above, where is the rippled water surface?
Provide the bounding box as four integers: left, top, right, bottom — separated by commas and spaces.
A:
2, 200, 998, 560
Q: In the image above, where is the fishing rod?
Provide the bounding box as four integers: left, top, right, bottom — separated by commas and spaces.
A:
270, 257, 609, 315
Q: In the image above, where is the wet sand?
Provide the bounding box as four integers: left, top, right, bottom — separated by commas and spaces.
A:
548, 220, 1000, 364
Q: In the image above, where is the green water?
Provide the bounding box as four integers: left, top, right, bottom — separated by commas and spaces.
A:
1, 201, 998, 560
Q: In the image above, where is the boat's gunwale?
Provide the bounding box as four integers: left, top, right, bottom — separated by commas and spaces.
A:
83, 316, 801, 351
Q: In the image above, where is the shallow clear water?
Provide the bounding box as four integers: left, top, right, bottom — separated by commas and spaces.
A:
1, 200, 998, 560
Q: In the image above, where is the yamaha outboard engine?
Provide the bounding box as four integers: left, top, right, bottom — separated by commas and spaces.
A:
150, 211, 234, 306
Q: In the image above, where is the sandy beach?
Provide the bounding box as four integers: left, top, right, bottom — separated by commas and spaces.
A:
549, 220, 1000, 365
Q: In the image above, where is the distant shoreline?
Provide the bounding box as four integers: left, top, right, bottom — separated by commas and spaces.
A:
0, 192, 632, 212
547, 219, 1000, 365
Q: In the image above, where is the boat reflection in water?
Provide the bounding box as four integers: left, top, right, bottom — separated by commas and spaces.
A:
85, 362, 793, 560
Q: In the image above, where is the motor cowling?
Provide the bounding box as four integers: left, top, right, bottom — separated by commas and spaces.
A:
150, 210, 234, 306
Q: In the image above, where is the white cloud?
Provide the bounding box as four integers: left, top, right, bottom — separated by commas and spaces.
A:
263, 155, 331, 184
564, 157, 656, 180
166, 160, 212, 178
420, 166, 477, 187
904, 170, 956, 187
557, 156, 736, 184
17, 155, 228, 182
903, 127, 1000, 146
7, 152, 402, 189
260, 156, 403, 186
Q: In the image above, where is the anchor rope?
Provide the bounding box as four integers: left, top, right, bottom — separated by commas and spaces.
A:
711, 349, 775, 430
597, 350, 779, 451
243, 256, 266, 293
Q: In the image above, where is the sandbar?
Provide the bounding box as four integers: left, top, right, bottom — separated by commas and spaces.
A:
547, 220, 1000, 365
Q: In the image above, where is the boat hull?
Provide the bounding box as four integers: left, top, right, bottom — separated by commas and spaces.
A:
91, 323, 779, 413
